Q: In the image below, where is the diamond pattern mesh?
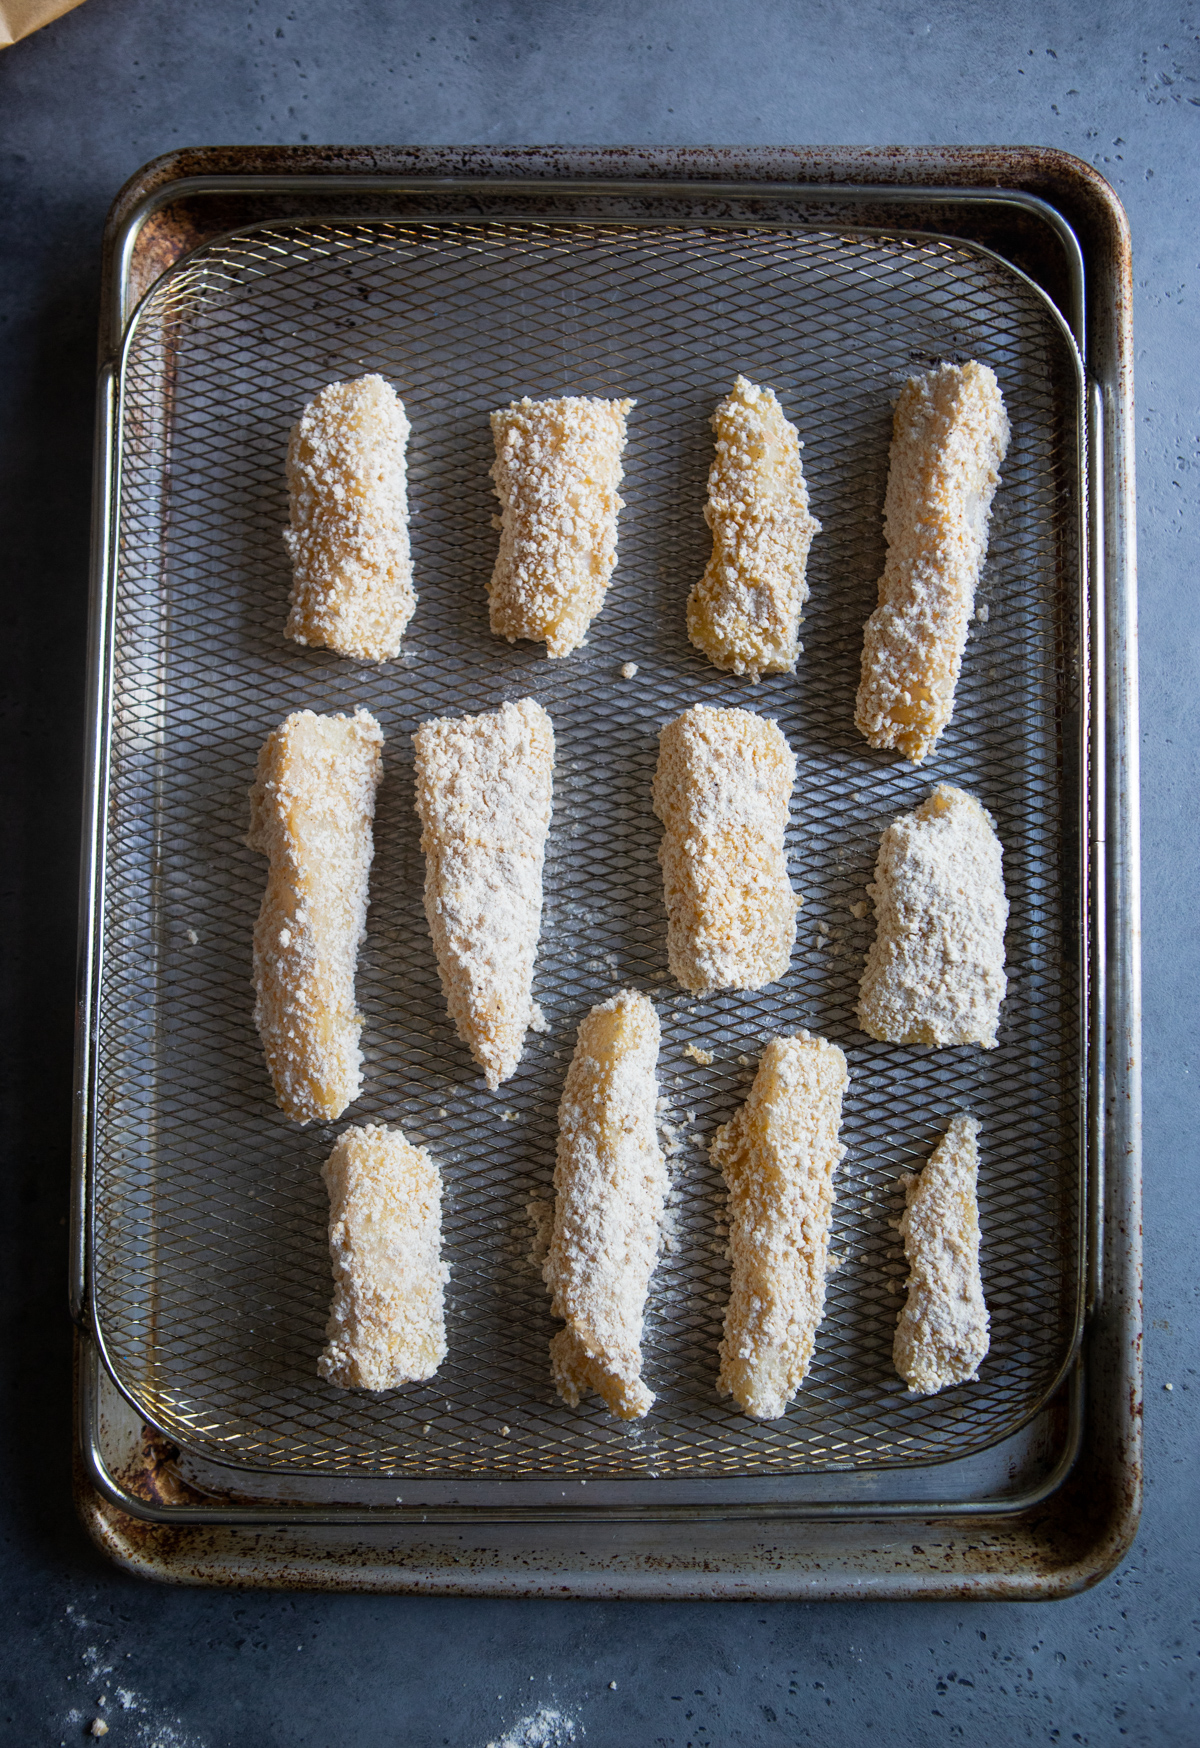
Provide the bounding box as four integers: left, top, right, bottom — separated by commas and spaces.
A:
90, 219, 1084, 1480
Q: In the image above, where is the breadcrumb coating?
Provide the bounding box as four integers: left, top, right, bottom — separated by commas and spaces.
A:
653, 704, 800, 995
319, 1124, 448, 1390
488, 395, 634, 657
413, 698, 555, 1090
857, 783, 1008, 1049
714, 1032, 849, 1420
894, 1115, 989, 1395
544, 989, 667, 1420
247, 707, 382, 1124
855, 361, 1010, 763
283, 374, 415, 662
687, 376, 821, 679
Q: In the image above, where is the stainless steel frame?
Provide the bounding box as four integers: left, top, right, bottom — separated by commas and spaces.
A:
72, 146, 1140, 1598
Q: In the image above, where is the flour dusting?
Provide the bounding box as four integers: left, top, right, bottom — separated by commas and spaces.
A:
486, 1707, 578, 1748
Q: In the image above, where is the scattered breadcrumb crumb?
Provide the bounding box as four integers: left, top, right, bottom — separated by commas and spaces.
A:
682, 1042, 714, 1065
849, 900, 869, 920
620, 661, 639, 679
526, 1195, 555, 1270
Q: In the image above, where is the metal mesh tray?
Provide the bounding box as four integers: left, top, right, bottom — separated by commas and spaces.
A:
90, 214, 1085, 1483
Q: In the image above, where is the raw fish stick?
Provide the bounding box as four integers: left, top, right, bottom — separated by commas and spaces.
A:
488, 395, 633, 657
714, 1032, 849, 1421
857, 783, 1008, 1049
247, 707, 382, 1124
653, 704, 799, 995
687, 375, 820, 679
319, 1124, 448, 1390
283, 374, 416, 662
893, 1114, 989, 1395
855, 361, 1009, 763
545, 990, 667, 1421
414, 698, 554, 1090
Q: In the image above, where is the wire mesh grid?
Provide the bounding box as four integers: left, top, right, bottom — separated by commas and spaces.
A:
91, 217, 1084, 1480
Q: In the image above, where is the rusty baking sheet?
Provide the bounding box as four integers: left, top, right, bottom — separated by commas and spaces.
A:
71, 146, 1140, 1599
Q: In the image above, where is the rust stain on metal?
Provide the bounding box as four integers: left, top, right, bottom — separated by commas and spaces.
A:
114, 1425, 210, 1510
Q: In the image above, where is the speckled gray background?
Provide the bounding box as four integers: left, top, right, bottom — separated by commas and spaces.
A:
0, 2, 1194, 1743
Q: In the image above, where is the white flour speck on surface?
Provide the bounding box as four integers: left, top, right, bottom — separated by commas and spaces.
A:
484, 1707, 579, 1748
62, 1607, 207, 1748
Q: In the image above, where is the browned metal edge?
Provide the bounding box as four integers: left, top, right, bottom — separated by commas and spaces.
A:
74, 1501, 1136, 1602
77, 145, 1140, 1597
97, 144, 1121, 362
72, 1342, 1128, 1601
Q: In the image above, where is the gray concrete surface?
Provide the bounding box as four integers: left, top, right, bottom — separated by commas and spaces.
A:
0, 0, 1195, 1742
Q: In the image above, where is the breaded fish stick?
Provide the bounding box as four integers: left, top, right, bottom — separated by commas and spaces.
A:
545, 989, 667, 1420
413, 698, 554, 1090
687, 376, 821, 679
714, 1032, 849, 1420
855, 361, 1010, 763
894, 1115, 989, 1395
857, 783, 1008, 1049
247, 707, 382, 1123
652, 704, 799, 995
318, 1124, 448, 1390
488, 394, 634, 657
283, 374, 415, 662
